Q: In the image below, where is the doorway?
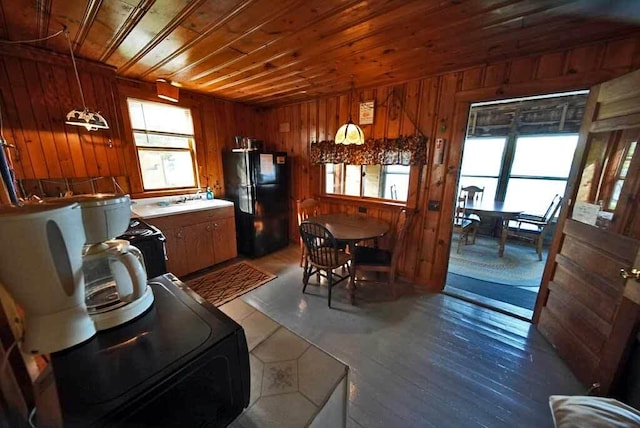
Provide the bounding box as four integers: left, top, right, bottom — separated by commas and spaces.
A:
445, 90, 589, 319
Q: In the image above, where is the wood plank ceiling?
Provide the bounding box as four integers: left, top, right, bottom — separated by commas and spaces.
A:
1, 0, 639, 106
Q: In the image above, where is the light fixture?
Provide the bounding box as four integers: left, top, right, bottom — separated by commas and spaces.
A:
156, 79, 179, 102
335, 80, 364, 145
63, 29, 109, 131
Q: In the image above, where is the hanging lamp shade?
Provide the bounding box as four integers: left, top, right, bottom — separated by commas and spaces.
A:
65, 108, 109, 131
335, 118, 364, 145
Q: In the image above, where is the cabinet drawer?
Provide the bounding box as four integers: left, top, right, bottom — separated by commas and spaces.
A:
147, 207, 234, 230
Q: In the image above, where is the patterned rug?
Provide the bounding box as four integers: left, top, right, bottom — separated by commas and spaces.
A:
187, 261, 276, 306
448, 236, 547, 286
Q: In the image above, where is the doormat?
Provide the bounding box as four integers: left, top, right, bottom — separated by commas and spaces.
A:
187, 261, 276, 307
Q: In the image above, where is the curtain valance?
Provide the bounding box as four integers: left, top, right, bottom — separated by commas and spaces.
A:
310, 135, 427, 165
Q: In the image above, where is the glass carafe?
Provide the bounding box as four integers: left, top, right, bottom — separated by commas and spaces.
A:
83, 239, 147, 315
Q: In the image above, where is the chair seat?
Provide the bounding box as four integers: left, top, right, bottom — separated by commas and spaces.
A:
353, 246, 392, 266
467, 213, 481, 223
508, 220, 541, 234
454, 217, 474, 229
309, 247, 351, 269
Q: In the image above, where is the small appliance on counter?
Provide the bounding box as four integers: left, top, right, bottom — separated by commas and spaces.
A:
0, 202, 96, 354
223, 150, 289, 257
53, 194, 154, 331
118, 218, 168, 279
51, 273, 250, 427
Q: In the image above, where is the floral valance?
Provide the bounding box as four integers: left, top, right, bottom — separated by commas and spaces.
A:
310, 135, 427, 165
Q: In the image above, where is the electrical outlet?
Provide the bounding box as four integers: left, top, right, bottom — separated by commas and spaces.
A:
428, 200, 440, 211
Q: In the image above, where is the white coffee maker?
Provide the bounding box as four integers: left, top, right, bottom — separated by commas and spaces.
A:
0, 203, 96, 354
65, 194, 154, 331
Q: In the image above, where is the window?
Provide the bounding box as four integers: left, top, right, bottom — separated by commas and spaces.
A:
609, 140, 637, 210
127, 99, 197, 190
458, 137, 506, 201
459, 134, 578, 214
505, 135, 578, 213
325, 164, 410, 201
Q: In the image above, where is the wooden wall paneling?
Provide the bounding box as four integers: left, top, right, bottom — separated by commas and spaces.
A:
483, 62, 508, 88
602, 38, 640, 71
0, 58, 28, 179
190, 102, 207, 189
535, 51, 566, 80
461, 67, 483, 92
400, 80, 421, 137
74, 73, 101, 177
564, 44, 603, 75
507, 57, 538, 85
429, 73, 465, 289
373, 86, 389, 139
386, 85, 402, 138
34, 62, 74, 178
4, 58, 49, 178
326, 96, 338, 141
54, 65, 89, 178
317, 98, 327, 142
22, 57, 62, 177
98, 76, 126, 176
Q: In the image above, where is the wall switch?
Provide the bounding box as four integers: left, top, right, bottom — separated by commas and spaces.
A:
428, 200, 440, 211
358, 206, 367, 213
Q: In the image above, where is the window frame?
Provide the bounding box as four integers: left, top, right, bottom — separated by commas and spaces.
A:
126, 98, 200, 193
459, 133, 578, 206
322, 163, 412, 204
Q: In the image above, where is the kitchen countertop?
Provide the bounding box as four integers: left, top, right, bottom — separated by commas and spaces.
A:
131, 196, 234, 219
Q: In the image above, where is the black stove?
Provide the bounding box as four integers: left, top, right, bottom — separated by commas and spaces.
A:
118, 218, 168, 279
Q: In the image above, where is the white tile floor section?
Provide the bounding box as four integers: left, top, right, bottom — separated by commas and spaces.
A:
221, 299, 348, 428
235, 262, 584, 427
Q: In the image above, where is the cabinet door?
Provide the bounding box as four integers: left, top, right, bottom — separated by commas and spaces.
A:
185, 222, 216, 273
212, 217, 237, 264
163, 226, 189, 277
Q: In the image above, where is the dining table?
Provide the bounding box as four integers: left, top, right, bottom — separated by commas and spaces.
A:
306, 213, 390, 302
465, 200, 523, 257
306, 213, 390, 245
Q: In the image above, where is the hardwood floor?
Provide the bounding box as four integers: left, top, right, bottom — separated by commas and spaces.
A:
241, 245, 583, 427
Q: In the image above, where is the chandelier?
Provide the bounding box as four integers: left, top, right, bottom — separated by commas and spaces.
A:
334, 81, 364, 145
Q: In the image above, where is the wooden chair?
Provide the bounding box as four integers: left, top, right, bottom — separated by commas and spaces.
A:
350, 208, 414, 300
507, 194, 563, 260
453, 197, 477, 253
460, 185, 484, 203
299, 221, 352, 308
296, 198, 319, 266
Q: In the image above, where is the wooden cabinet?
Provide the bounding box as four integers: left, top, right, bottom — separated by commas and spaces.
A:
146, 206, 237, 277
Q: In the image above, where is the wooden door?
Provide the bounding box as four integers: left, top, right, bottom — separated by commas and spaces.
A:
535, 69, 640, 395
162, 226, 189, 277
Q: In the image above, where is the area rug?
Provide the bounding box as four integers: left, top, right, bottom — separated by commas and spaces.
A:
187, 261, 276, 307
448, 236, 546, 286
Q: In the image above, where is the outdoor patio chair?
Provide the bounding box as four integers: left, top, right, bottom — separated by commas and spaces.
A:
507, 194, 563, 260
453, 197, 477, 253
299, 221, 352, 308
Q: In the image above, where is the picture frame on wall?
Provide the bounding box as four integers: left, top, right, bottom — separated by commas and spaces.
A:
359, 101, 375, 125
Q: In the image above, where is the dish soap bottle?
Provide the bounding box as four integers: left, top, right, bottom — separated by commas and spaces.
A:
206, 186, 214, 200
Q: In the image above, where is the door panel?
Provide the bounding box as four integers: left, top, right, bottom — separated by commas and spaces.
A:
536, 69, 640, 394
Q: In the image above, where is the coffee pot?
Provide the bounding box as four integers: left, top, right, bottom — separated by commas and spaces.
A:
53, 194, 155, 331
83, 239, 148, 328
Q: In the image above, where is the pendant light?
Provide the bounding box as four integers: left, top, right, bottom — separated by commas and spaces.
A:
64, 29, 109, 131
335, 81, 364, 145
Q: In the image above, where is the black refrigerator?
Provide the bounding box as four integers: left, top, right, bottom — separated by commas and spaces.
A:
223, 150, 289, 257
